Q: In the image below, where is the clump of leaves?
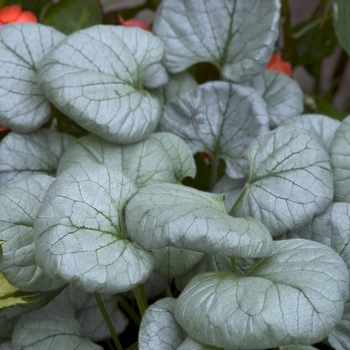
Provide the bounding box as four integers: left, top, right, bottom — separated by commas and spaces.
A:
0, 0, 349, 349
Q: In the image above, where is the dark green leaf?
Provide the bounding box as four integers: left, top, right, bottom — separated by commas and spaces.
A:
41, 0, 102, 35
332, 0, 350, 55
293, 17, 337, 66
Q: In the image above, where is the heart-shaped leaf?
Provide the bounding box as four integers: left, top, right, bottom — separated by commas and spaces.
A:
0, 129, 76, 187
283, 114, 341, 153
34, 163, 154, 293
330, 115, 350, 203
57, 133, 194, 187
174, 239, 349, 349
0, 23, 65, 133
38, 25, 164, 144
248, 70, 303, 129
125, 182, 273, 258
160, 81, 269, 178
0, 175, 65, 291
231, 127, 334, 236
153, 0, 280, 83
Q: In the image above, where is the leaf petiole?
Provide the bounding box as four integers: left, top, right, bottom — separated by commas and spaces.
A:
93, 292, 123, 350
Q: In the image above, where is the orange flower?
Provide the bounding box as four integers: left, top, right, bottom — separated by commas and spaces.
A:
0, 4, 37, 26
118, 14, 152, 32
266, 53, 292, 77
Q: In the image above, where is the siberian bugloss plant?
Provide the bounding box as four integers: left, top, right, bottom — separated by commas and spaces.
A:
0, 0, 350, 349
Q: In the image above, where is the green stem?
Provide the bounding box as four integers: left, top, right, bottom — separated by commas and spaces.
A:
93, 293, 123, 350
118, 299, 141, 326
230, 257, 236, 273
292, 14, 332, 39
133, 284, 148, 317
209, 157, 219, 190
164, 285, 174, 298
106, 339, 116, 350
281, 0, 294, 62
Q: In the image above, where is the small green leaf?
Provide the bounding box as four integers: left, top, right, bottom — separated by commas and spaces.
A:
153, 0, 280, 82
332, 0, 350, 55
231, 127, 334, 236
41, 0, 102, 34
294, 16, 337, 66
38, 25, 164, 144
0, 24, 65, 133
174, 239, 349, 349
125, 182, 273, 258
330, 115, 350, 203
34, 164, 154, 293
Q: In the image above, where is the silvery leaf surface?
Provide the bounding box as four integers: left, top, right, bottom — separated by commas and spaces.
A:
11, 294, 102, 350
212, 176, 246, 212
160, 81, 269, 178
328, 301, 350, 350
34, 163, 154, 293
283, 114, 341, 153
125, 182, 273, 258
150, 71, 197, 107
151, 247, 204, 278
175, 254, 232, 292
174, 239, 349, 349
151, 132, 196, 181
0, 175, 65, 291
287, 202, 350, 272
0, 129, 75, 188
178, 337, 221, 350
0, 23, 65, 133
57, 133, 193, 187
142, 62, 169, 89
330, 115, 350, 203
38, 25, 164, 144
138, 298, 186, 350
247, 70, 303, 129
153, 0, 280, 83
231, 127, 334, 237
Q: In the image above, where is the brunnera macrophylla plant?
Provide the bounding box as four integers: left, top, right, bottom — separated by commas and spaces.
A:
0, 0, 349, 349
